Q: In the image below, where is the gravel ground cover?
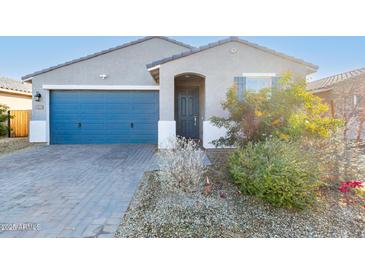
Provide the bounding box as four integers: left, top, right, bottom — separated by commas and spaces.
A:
115, 150, 365, 238
0, 137, 35, 155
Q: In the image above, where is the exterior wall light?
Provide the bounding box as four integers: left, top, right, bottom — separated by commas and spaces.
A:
99, 74, 108, 79
230, 48, 238, 54
34, 92, 42, 102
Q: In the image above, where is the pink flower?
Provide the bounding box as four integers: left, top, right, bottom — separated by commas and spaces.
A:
338, 181, 364, 192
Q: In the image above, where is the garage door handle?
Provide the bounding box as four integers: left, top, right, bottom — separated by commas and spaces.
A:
130, 122, 134, 128
77, 122, 82, 128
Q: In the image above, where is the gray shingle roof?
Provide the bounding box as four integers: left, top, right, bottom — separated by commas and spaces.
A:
307, 67, 365, 91
0, 77, 32, 93
146, 36, 318, 71
21, 36, 194, 81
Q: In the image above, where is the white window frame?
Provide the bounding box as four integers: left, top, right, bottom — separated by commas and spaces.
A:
242, 73, 276, 93
353, 94, 358, 107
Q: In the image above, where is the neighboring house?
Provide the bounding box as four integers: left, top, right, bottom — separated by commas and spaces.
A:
307, 68, 365, 140
22, 36, 317, 148
0, 77, 32, 110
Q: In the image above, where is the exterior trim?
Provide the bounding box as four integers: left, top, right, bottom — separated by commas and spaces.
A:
147, 65, 160, 71
0, 88, 32, 97
242, 73, 276, 77
42, 85, 160, 90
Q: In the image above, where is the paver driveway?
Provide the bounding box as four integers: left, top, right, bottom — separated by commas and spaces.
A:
0, 144, 156, 238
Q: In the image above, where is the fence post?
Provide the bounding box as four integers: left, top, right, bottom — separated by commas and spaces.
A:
7, 110, 11, 138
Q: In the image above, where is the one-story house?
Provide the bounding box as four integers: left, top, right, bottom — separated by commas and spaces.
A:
22, 36, 318, 148
307, 68, 365, 140
0, 77, 32, 110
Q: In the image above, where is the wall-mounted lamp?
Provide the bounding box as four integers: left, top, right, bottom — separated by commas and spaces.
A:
99, 74, 108, 80
230, 47, 238, 54
34, 92, 42, 102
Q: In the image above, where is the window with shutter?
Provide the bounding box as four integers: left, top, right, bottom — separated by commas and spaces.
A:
235, 74, 278, 100
234, 76, 246, 101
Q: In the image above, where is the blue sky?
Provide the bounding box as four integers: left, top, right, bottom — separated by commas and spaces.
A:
0, 36, 364, 81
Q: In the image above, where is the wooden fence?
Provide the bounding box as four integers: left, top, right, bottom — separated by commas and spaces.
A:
8, 110, 31, 137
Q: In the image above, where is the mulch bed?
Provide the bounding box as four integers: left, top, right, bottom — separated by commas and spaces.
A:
115, 150, 365, 238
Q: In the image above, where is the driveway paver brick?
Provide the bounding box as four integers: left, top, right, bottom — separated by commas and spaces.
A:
0, 144, 156, 238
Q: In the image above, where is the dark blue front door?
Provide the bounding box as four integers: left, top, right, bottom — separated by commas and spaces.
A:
176, 89, 199, 139
50, 90, 159, 144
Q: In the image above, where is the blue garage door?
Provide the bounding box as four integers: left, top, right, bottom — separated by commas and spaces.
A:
50, 90, 159, 144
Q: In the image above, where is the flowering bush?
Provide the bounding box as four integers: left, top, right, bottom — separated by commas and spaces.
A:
338, 181, 364, 193
338, 180, 365, 208
157, 137, 207, 193
210, 73, 342, 147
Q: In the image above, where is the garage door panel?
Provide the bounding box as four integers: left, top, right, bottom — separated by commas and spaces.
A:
53, 122, 80, 130
51, 90, 158, 144
79, 123, 106, 130
79, 104, 106, 113
52, 104, 80, 111
52, 113, 80, 121
132, 123, 157, 130
51, 92, 79, 103
107, 104, 133, 112
132, 105, 158, 114
103, 121, 130, 129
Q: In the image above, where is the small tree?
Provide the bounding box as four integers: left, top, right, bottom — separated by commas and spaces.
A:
0, 104, 10, 136
330, 73, 365, 142
210, 73, 342, 147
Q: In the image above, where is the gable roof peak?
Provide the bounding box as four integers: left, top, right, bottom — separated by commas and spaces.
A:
146, 36, 318, 71
21, 36, 194, 81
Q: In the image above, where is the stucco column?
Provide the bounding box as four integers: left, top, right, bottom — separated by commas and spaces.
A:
29, 88, 49, 143
202, 76, 230, 148
158, 68, 176, 148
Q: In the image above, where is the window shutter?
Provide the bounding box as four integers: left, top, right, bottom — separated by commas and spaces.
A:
271, 76, 280, 89
234, 76, 246, 101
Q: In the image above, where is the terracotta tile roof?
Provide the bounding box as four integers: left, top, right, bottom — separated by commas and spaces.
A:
0, 76, 32, 93
308, 67, 365, 91
146, 36, 318, 71
21, 36, 194, 81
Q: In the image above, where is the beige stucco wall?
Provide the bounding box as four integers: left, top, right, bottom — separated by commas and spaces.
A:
159, 41, 313, 120
30, 37, 191, 121
0, 91, 32, 110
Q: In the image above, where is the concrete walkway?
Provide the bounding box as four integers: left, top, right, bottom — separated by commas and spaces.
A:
0, 144, 156, 238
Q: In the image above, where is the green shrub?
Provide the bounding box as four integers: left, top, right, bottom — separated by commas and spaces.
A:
0, 104, 10, 136
228, 139, 321, 209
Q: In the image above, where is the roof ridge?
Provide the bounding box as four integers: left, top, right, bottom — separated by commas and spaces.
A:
21, 36, 195, 80
146, 36, 318, 70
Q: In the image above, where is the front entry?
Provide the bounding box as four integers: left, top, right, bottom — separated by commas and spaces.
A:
176, 89, 199, 139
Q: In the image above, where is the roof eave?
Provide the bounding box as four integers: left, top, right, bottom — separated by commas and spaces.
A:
0, 87, 32, 96
307, 87, 332, 93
